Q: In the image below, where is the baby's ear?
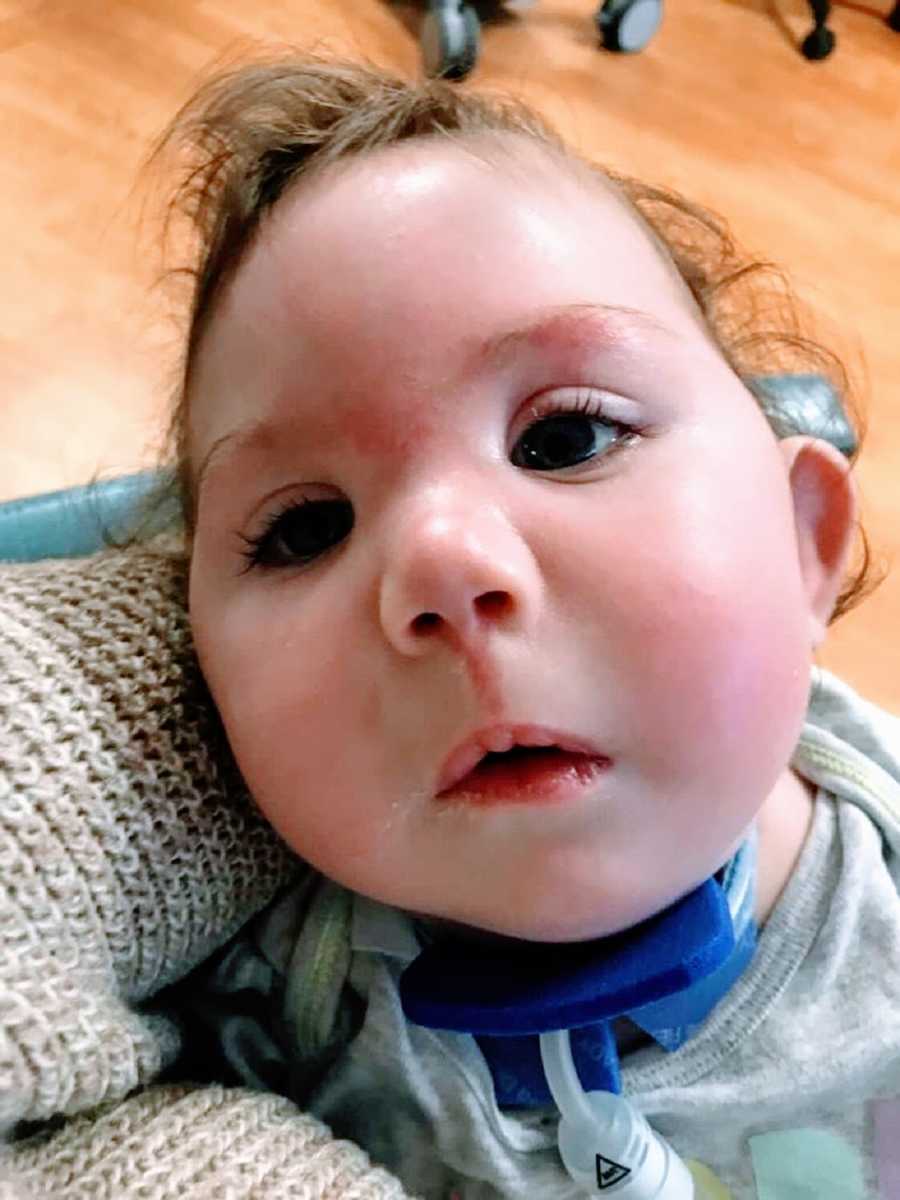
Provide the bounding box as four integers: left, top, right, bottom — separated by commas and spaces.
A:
778, 435, 858, 648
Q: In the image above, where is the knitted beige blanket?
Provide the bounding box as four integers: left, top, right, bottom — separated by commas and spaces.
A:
0, 548, 412, 1199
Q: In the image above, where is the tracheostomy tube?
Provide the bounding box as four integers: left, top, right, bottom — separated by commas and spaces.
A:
539, 1029, 695, 1198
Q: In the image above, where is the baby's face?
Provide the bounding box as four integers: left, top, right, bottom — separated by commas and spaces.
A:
188, 139, 815, 941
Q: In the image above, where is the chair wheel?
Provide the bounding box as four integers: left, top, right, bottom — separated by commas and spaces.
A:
596, 0, 663, 52
801, 25, 835, 58
422, 4, 481, 80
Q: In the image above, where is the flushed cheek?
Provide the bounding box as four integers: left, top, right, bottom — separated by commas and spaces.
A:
193, 598, 388, 866
606, 534, 811, 808
556, 453, 810, 794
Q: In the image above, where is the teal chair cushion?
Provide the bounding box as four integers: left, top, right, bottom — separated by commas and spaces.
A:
0, 470, 181, 563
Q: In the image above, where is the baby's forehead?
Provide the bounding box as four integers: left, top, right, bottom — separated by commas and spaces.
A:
189, 133, 717, 465
245, 133, 700, 332
265, 132, 655, 252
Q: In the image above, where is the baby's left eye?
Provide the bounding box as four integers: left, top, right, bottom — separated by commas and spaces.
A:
511, 405, 632, 472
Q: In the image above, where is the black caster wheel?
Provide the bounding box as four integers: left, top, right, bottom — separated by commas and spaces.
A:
801, 25, 836, 58
596, 0, 663, 51
422, 4, 481, 80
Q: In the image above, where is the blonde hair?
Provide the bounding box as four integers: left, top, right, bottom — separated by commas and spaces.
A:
151, 53, 882, 623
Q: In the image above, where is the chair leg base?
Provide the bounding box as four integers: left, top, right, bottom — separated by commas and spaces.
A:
801, 24, 836, 58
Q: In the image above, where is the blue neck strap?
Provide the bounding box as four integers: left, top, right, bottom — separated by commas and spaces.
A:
400, 833, 758, 1105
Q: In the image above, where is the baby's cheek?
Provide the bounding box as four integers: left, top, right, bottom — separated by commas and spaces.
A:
642, 555, 811, 796
594, 484, 810, 785
197, 601, 346, 795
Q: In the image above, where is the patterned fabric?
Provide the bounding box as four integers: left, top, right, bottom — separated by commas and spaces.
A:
1, 550, 411, 1199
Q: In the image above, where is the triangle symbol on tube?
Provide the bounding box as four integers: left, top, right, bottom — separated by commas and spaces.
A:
595, 1153, 631, 1189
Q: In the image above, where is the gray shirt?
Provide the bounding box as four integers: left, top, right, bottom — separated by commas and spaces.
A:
185, 668, 900, 1199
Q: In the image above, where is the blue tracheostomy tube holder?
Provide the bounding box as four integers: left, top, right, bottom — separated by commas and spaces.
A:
400, 875, 735, 1038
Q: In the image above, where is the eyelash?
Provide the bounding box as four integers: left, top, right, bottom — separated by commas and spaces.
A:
526, 389, 627, 438
237, 390, 638, 573
511, 389, 639, 467
236, 495, 345, 575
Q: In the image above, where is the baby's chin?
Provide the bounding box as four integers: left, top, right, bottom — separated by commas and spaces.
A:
408, 892, 692, 946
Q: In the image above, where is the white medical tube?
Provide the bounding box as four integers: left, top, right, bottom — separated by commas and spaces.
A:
538, 1030, 695, 1198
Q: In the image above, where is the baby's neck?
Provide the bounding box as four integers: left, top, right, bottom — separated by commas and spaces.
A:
755, 767, 816, 926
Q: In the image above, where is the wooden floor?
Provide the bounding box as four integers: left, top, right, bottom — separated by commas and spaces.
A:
1, 0, 898, 709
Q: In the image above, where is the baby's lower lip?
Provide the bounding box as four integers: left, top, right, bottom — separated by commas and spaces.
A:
436, 748, 611, 807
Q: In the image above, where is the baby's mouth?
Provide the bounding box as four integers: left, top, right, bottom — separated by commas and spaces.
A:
438, 745, 610, 807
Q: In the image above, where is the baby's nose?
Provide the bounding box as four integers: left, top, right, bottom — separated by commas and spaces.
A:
378, 496, 541, 657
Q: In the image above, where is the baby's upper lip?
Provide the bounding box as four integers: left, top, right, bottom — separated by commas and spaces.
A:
436, 723, 610, 796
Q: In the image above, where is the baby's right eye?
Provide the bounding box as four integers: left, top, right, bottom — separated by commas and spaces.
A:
239, 497, 354, 572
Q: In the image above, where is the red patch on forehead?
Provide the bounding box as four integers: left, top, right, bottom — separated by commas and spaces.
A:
335, 390, 440, 462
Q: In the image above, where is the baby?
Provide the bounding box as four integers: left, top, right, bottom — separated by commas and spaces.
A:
157, 54, 900, 1199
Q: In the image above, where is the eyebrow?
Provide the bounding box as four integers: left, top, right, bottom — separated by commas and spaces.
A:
193, 301, 667, 498
477, 301, 667, 369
